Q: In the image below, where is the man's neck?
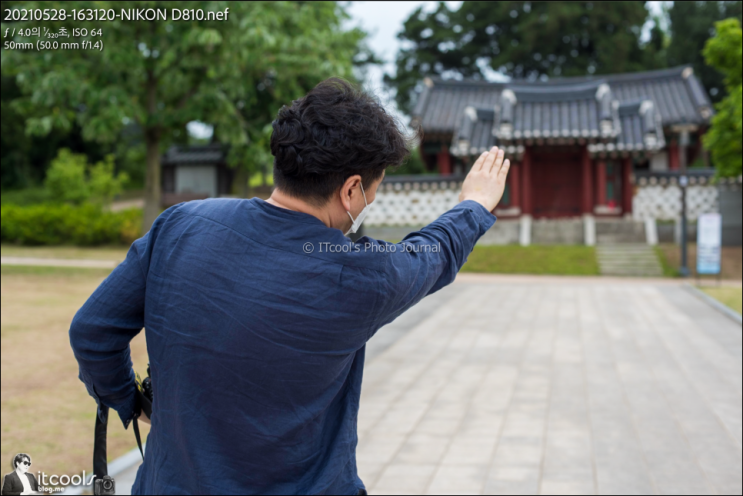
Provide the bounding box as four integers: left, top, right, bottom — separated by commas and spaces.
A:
266, 190, 335, 228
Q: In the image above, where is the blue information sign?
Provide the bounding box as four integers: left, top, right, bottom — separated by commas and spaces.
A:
697, 213, 722, 275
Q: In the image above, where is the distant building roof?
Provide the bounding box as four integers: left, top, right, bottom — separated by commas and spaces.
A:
451, 90, 666, 159
161, 144, 226, 166
412, 65, 713, 137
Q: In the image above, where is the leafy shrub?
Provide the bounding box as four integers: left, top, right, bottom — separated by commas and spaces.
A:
89, 155, 129, 206
44, 149, 129, 206
1, 204, 141, 246
44, 149, 90, 205
0, 187, 52, 206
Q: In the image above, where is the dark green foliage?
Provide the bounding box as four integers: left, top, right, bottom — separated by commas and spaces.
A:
0, 187, 52, 206
2, 1, 372, 231
703, 18, 743, 178
0, 75, 112, 190
386, 148, 429, 175
1, 204, 141, 246
386, 1, 660, 114
667, 1, 742, 102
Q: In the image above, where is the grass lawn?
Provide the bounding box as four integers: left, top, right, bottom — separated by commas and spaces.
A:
461, 245, 600, 275
657, 243, 742, 280
1, 265, 149, 489
1, 244, 130, 261
699, 286, 743, 314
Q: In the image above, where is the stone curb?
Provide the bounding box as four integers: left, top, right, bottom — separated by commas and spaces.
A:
683, 283, 743, 325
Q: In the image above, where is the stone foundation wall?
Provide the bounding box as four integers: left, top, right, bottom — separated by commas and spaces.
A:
531, 218, 584, 245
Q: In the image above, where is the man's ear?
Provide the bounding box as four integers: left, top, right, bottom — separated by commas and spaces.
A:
340, 175, 362, 212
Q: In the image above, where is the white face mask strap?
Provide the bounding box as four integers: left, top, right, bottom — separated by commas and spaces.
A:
346, 181, 371, 235
347, 182, 368, 221
359, 182, 368, 206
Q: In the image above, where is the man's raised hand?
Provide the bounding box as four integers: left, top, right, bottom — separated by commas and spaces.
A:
458, 146, 511, 213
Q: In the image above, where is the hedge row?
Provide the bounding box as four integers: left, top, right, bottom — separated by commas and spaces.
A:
1, 204, 142, 246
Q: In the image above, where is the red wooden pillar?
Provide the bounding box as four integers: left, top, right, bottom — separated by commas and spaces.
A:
596, 160, 607, 206
521, 148, 532, 215
668, 139, 680, 170
437, 146, 452, 175
510, 162, 521, 209
581, 147, 593, 214
622, 157, 633, 215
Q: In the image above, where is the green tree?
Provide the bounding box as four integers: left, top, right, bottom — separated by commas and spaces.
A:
2, 1, 372, 230
667, 1, 742, 103
44, 149, 90, 205
89, 154, 130, 206
44, 148, 129, 206
1, 73, 113, 191
702, 18, 742, 178
386, 1, 661, 115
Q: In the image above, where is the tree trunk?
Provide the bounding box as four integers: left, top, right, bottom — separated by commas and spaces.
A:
142, 69, 160, 233
232, 167, 249, 198
143, 132, 161, 233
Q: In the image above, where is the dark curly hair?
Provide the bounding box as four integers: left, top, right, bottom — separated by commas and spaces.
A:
270, 77, 417, 206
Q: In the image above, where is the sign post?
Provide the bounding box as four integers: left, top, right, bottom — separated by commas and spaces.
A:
679, 174, 689, 277
696, 213, 722, 284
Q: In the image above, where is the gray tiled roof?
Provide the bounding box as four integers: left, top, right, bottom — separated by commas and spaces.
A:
412, 79, 505, 134
413, 66, 712, 136
615, 100, 665, 150
161, 144, 226, 165
452, 97, 664, 158
495, 80, 620, 140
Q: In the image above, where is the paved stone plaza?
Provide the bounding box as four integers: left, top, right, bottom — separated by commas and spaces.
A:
101, 275, 741, 495
358, 275, 742, 495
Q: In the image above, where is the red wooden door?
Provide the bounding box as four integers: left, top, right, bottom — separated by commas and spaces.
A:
531, 149, 583, 218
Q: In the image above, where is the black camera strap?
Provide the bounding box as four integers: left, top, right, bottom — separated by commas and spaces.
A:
92, 386, 152, 483
93, 404, 109, 483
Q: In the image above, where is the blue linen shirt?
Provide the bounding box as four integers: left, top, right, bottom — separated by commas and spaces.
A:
69, 197, 496, 495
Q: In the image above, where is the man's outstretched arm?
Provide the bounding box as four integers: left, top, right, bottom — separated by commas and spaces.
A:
373, 147, 511, 328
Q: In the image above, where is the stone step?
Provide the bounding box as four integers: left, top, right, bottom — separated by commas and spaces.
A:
602, 268, 662, 272
600, 268, 663, 272
598, 249, 656, 252
598, 254, 659, 258
597, 238, 646, 244
598, 253, 658, 257
598, 257, 660, 262
602, 273, 663, 277
598, 251, 658, 255
601, 264, 660, 271
600, 266, 663, 272
597, 245, 655, 250
598, 255, 659, 260
597, 243, 663, 277
599, 261, 662, 265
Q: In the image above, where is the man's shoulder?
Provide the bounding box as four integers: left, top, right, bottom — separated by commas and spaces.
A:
158, 198, 255, 230
175, 197, 252, 216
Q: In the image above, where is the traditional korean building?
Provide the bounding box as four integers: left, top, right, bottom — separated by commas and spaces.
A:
411, 65, 713, 219
160, 144, 235, 207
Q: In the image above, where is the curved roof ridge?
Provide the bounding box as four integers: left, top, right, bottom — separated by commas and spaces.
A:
427, 65, 692, 87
